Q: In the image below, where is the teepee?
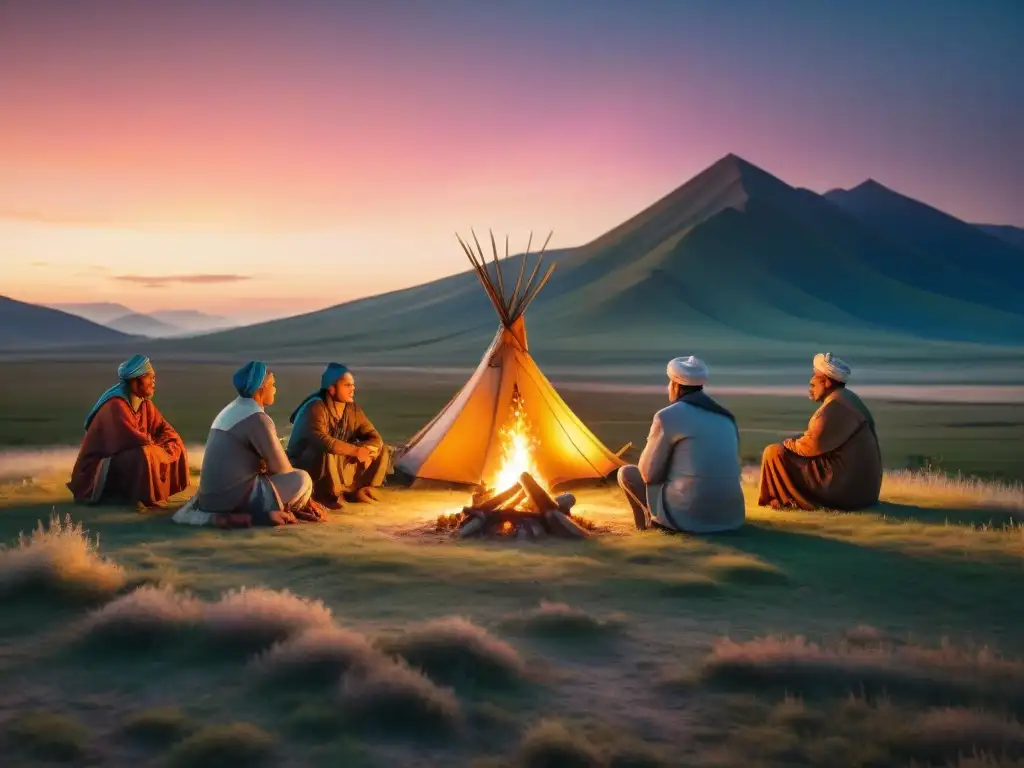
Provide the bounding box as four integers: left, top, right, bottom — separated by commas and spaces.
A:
395, 230, 627, 490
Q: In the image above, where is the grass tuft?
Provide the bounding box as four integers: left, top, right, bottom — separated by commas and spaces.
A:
0, 511, 126, 602
381, 616, 527, 689
201, 586, 335, 652
254, 626, 382, 686
500, 601, 626, 641
76, 585, 202, 648
701, 633, 1024, 708
517, 720, 602, 768
163, 722, 276, 768
3, 710, 90, 762
339, 659, 463, 737
120, 707, 195, 747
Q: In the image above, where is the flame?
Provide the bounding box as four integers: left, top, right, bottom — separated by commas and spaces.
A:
489, 390, 547, 493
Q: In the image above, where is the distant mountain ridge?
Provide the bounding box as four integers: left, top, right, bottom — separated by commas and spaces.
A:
47, 302, 231, 338
151, 153, 1024, 366
974, 223, 1024, 249
0, 296, 133, 350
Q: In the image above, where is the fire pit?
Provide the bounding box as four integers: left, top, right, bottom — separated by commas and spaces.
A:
450, 390, 592, 540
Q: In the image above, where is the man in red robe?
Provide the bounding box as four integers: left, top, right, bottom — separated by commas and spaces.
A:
68, 355, 190, 509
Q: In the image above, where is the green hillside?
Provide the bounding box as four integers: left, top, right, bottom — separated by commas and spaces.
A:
148, 154, 1023, 370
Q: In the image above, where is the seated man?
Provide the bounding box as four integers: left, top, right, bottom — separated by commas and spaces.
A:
286, 363, 391, 509
759, 352, 882, 511
68, 354, 189, 510
173, 361, 322, 527
617, 356, 745, 533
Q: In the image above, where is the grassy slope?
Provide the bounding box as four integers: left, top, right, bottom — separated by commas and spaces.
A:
0, 460, 1023, 766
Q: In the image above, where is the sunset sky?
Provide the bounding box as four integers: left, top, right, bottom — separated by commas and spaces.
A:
2, 1, 1021, 321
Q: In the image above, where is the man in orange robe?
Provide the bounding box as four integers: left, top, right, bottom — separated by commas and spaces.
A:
758, 352, 882, 511
67, 355, 189, 509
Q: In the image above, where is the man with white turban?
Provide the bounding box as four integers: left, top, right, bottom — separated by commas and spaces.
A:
286, 363, 390, 509
68, 355, 189, 509
174, 361, 323, 527
617, 356, 745, 533
758, 352, 882, 511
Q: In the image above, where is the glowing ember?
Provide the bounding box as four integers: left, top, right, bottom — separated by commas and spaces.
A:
489, 390, 548, 494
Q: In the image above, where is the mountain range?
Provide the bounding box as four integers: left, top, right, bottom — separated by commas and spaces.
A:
146, 153, 1024, 366
46, 303, 231, 338
5, 154, 1023, 366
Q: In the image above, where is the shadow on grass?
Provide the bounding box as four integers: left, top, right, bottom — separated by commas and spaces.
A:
872, 501, 1024, 528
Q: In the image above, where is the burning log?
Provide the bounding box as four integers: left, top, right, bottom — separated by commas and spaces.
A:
543, 508, 590, 539
519, 471, 558, 512
454, 472, 594, 540
476, 483, 522, 511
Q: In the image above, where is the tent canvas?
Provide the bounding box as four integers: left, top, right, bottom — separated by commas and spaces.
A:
395, 230, 626, 489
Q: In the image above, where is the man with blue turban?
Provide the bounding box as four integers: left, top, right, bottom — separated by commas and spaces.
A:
758, 353, 882, 511
286, 363, 390, 508
174, 361, 324, 527
68, 355, 189, 509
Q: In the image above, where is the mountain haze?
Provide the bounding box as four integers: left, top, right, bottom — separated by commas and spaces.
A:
0, 296, 134, 350
106, 312, 182, 337
156, 154, 1024, 366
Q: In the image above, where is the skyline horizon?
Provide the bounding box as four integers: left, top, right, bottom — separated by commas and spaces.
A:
4, 1, 1020, 318
5, 151, 1021, 322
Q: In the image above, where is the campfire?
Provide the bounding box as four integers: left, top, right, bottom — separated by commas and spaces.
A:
452, 390, 591, 540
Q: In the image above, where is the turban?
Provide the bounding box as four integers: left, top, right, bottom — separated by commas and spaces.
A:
83, 355, 153, 429
320, 362, 350, 390
117, 354, 153, 380
667, 355, 708, 386
813, 352, 851, 383
233, 360, 269, 398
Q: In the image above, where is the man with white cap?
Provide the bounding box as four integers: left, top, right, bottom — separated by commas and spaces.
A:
617, 356, 745, 533
758, 352, 882, 511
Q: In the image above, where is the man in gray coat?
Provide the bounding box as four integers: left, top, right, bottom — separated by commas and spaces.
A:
617, 356, 745, 533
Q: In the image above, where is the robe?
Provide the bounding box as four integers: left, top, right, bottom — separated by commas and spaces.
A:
758, 387, 882, 511
286, 393, 391, 502
173, 396, 312, 527
67, 396, 189, 506
633, 391, 745, 533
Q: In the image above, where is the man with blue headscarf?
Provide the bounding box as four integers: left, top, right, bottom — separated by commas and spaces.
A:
174, 361, 324, 527
68, 355, 189, 509
286, 363, 390, 509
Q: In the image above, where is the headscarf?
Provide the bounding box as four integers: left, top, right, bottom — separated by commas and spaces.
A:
290, 362, 350, 424
83, 355, 155, 429
320, 362, 350, 390
666, 355, 709, 387
233, 361, 268, 398
813, 352, 851, 383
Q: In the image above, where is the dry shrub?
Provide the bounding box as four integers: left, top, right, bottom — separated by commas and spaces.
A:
517, 720, 602, 768
254, 626, 382, 686
0, 511, 126, 602
77, 585, 202, 648
516, 720, 668, 768
702, 634, 1024, 709
339, 660, 462, 737
200, 586, 335, 652
120, 707, 195, 747
382, 616, 527, 688
892, 708, 1024, 763
163, 722, 276, 768
4, 710, 90, 762
501, 601, 625, 640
